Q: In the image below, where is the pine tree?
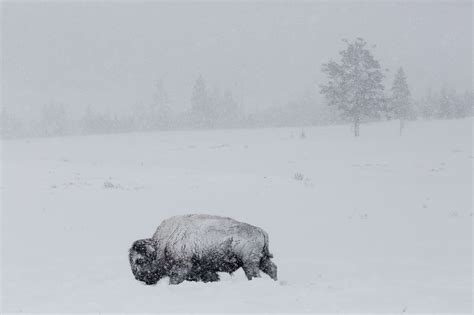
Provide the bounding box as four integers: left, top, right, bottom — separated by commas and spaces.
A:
320, 38, 385, 136
438, 87, 456, 119
418, 88, 437, 119
81, 106, 114, 134
39, 103, 67, 136
390, 67, 411, 135
81, 105, 95, 134
1, 107, 23, 138
151, 80, 172, 129
460, 90, 473, 118
219, 90, 241, 127
451, 90, 472, 118
191, 75, 212, 128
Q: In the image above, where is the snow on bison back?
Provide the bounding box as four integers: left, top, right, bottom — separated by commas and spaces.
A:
129, 214, 278, 285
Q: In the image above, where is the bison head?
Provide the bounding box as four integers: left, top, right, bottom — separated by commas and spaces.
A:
129, 238, 164, 285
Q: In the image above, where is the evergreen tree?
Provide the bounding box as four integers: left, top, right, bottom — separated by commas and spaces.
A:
133, 102, 151, 131
39, 103, 67, 136
81, 106, 114, 134
81, 105, 95, 134
418, 88, 437, 119
151, 80, 172, 129
320, 38, 385, 136
390, 67, 412, 135
461, 90, 473, 117
0, 107, 23, 138
218, 89, 241, 127
453, 90, 472, 118
191, 75, 213, 128
438, 86, 456, 119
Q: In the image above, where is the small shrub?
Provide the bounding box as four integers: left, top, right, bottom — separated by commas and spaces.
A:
104, 181, 115, 189
294, 172, 304, 181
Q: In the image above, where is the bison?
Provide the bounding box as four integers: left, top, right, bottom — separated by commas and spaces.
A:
129, 214, 278, 285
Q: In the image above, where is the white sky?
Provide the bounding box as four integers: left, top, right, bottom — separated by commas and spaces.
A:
1, 1, 472, 117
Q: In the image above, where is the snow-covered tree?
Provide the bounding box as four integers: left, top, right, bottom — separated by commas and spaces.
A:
0, 107, 24, 138
151, 80, 172, 129
81, 106, 116, 134
129, 80, 173, 131
81, 105, 95, 134
417, 88, 437, 120
320, 38, 385, 136
191, 75, 214, 128
212, 88, 243, 128
455, 90, 472, 118
437, 87, 457, 119
38, 103, 68, 136
389, 67, 412, 135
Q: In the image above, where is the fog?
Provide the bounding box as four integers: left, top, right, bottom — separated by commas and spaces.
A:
2, 2, 473, 312
2, 1, 471, 124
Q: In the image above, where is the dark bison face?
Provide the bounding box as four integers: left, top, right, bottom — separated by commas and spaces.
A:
129, 239, 163, 285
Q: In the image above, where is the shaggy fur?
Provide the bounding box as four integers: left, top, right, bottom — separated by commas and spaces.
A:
129, 214, 278, 285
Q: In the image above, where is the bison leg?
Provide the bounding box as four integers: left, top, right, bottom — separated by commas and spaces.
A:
260, 256, 278, 280
169, 263, 192, 285
242, 261, 261, 280
200, 270, 220, 283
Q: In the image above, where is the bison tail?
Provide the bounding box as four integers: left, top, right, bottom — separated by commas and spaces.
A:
262, 230, 273, 259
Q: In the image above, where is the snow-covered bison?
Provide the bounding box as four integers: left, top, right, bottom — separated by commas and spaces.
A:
129, 214, 278, 285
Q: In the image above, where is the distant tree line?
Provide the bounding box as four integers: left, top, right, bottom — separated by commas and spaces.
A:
0, 77, 247, 138
1, 38, 472, 139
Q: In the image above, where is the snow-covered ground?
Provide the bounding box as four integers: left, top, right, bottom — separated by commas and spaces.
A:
1, 119, 472, 313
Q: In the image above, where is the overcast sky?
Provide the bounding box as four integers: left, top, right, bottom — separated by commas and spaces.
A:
1, 1, 472, 117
